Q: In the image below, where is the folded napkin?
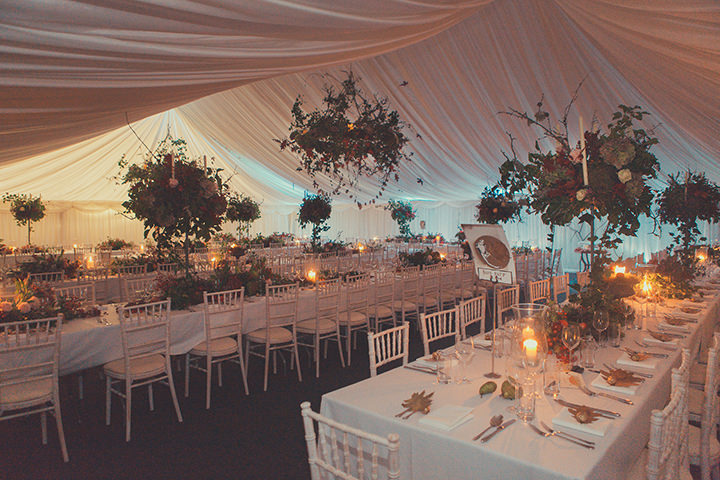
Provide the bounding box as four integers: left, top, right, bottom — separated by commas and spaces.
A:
559, 371, 583, 389
643, 336, 680, 349
552, 408, 611, 437
617, 352, 659, 370
590, 374, 639, 396
470, 335, 492, 347
657, 321, 691, 333
413, 356, 457, 370
418, 405, 474, 431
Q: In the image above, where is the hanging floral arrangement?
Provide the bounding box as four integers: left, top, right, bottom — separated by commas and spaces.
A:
118, 137, 229, 270
298, 194, 332, 253
475, 186, 522, 224
277, 72, 413, 205
2, 193, 46, 245
226, 193, 261, 239
657, 171, 720, 251
386, 200, 415, 238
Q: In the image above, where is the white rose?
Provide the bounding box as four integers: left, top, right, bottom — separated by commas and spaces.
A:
576, 189, 588, 201
617, 169, 632, 184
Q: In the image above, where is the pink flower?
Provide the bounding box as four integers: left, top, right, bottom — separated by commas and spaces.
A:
0, 301, 12, 312
169, 178, 179, 188
17, 302, 31, 314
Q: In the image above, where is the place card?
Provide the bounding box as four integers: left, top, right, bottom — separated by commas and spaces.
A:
552, 408, 611, 437
418, 405, 473, 431
590, 374, 639, 396
617, 353, 659, 370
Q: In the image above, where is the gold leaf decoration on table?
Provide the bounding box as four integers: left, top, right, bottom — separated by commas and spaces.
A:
665, 317, 687, 327
680, 306, 700, 314
569, 405, 602, 424
485, 332, 492, 341
649, 331, 674, 342
427, 351, 443, 362
400, 390, 434, 416
623, 348, 650, 362
599, 368, 643, 387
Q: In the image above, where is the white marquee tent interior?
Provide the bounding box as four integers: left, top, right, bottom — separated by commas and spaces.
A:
1, 0, 719, 271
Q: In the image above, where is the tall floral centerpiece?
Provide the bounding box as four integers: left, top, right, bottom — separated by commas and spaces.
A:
226, 193, 261, 239
387, 199, 415, 239
497, 103, 659, 269
2, 193, 46, 245
298, 194, 332, 253
118, 137, 229, 272
277, 72, 414, 206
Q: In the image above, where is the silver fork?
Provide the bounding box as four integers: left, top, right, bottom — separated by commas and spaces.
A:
527, 423, 595, 449
633, 340, 673, 354
576, 381, 633, 405
540, 421, 596, 448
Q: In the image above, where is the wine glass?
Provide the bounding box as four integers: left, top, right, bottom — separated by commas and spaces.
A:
592, 310, 609, 346
454, 341, 475, 383
561, 324, 581, 368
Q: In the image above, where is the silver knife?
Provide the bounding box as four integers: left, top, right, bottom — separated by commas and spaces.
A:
403, 364, 437, 375
554, 398, 620, 418
480, 419, 516, 443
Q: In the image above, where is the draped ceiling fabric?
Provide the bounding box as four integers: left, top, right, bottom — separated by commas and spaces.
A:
1, 0, 719, 269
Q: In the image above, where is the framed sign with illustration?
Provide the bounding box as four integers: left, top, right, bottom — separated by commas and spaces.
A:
460, 223, 516, 284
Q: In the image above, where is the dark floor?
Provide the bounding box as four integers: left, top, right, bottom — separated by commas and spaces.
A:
0, 327, 433, 480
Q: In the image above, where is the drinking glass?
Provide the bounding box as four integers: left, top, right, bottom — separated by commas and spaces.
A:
581, 335, 597, 369
454, 342, 475, 383
561, 324, 581, 368
592, 310, 609, 346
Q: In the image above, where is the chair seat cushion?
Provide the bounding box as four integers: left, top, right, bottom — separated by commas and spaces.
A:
689, 387, 704, 416
339, 310, 368, 325
372, 305, 394, 319
0, 377, 53, 407
104, 354, 166, 379
392, 300, 416, 312
688, 424, 720, 462
246, 326, 293, 344
190, 336, 239, 356
297, 318, 338, 334
690, 362, 707, 385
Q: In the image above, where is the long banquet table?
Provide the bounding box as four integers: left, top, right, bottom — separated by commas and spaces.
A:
320, 286, 720, 480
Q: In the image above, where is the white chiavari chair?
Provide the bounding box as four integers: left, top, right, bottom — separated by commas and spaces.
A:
576, 270, 591, 289
339, 277, 370, 366
496, 284, 519, 325
245, 282, 302, 391
370, 273, 397, 331
157, 263, 179, 275
300, 401, 400, 480
552, 273, 570, 304
628, 348, 691, 480
0, 316, 68, 462
419, 307, 460, 356
28, 271, 65, 285
104, 299, 182, 441
368, 323, 409, 378
528, 278, 551, 304
394, 270, 420, 325
121, 275, 158, 303
297, 279, 345, 378
458, 294, 486, 339
419, 268, 440, 315
116, 264, 147, 276
688, 333, 720, 480
185, 288, 249, 409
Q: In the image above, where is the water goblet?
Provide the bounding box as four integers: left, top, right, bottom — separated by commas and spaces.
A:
561, 324, 581, 368
592, 310, 609, 346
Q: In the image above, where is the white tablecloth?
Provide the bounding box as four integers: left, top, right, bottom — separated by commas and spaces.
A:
58, 288, 319, 376
320, 291, 719, 480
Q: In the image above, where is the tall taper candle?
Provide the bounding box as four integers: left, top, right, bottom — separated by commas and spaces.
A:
171, 153, 175, 179
580, 116, 588, 186
203, 155, 207, 171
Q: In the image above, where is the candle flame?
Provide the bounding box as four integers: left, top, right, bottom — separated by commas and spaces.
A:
613, 265, 626, 275
358, 243, 365, 252
307, 270, 317, 282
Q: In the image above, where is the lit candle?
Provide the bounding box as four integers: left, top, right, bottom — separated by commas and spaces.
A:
307, 270, 317, 282
439, 253, 446, 260
86, 255, 94, 269
358, 243, 365, 252
523, 338, 538, 364
580, 116, 589, 186
211, 256, 217, 268
203, 155, 207, 171
613, 265, 626, 275
522, 326, 535, 339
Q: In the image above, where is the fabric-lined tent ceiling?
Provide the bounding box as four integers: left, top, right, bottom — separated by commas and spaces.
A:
1, 0, 719, 208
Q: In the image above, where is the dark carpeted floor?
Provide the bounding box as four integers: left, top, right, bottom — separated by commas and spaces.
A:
0, 328, 431, 480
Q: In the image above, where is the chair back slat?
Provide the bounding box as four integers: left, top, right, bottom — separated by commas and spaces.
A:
552, 274, 570, 304
458, 294, 486, 339
420, 307, 459, 356
528, 278, 550, 304
496, 284, 519, 324
28, 271, 65, 284
54, 282, 96, 305
265, 282, 299, 328
118, 300, 171, 373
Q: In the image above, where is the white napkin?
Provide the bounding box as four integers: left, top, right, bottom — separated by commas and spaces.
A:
642, 336, 679, 349
413, 356, 457, 370
552, 408, 612, 437
418, 405, 474, 431
617, 352, 659, 370
590, 374, 639, 396
657, 321, 691, 333
470, 333, 494, 347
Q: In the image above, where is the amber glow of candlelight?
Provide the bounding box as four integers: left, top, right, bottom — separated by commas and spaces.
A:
523, 338, 538, 363
358, 243, 365, 252
613, 265, 626, 275
307, 270, 317, 282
